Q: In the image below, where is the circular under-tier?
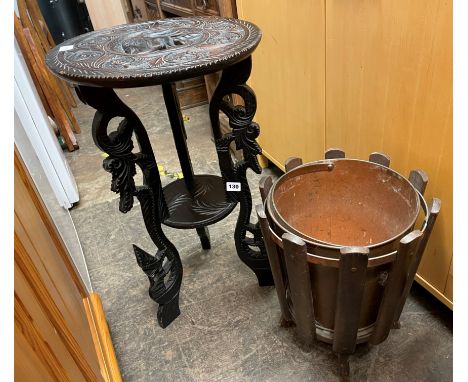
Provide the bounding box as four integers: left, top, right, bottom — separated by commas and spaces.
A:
45, 17, 261, 88
162, 175, 236, 229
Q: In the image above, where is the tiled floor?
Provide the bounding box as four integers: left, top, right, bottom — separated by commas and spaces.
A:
66, 85, 452, 381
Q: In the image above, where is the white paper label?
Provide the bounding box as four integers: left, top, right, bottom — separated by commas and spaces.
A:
59, 45, 74, 52
226, 182, 241, 191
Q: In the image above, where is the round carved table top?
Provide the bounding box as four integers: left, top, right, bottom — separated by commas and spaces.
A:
45, 17, 261, 88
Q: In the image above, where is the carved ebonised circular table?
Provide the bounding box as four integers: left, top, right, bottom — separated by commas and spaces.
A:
46, 17, 273, 328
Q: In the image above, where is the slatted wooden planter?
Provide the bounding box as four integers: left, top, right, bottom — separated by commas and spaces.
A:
256, 148, 441, 381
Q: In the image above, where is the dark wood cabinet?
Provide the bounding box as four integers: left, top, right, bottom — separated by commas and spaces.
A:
135, 0, 209, 109
193, 0, 219, 16
144, 0, 162, 19
133, 0, 237, 109
159, 0, 221, 17
155, 0, 234, 18
160, 0, 194, 17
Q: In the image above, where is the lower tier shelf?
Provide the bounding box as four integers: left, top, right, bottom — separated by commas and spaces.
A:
162, 174, 237, 229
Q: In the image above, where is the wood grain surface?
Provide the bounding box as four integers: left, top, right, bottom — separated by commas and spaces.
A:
85, 0, 130, 30
238, 0, 452, 306
236, 0, 326, 170
325, 0, 452, 306
14, 149, 122, 381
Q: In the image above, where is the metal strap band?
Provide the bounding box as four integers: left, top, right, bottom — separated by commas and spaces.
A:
268, 225, 397, 268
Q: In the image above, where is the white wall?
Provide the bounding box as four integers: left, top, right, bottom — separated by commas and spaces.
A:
14, 38, 92, 292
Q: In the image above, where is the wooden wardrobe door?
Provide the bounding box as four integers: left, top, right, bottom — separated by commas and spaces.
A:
14, 149, 104, 381
236, 0, 326, 170
325, 0, 452, 307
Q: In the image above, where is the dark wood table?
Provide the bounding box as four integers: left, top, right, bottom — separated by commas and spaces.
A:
46, 16, 272, 328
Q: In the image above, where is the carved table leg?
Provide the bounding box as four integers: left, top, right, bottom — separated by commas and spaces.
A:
161, 82, 212, 250
76, 85, 183, 328
209, 57, 273, 286
196, 227, 211, 250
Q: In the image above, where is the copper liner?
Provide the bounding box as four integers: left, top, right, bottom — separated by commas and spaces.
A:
272, 159, 420, 248
265, 159, 422, 342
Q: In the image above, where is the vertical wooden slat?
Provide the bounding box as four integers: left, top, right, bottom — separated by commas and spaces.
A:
22, 27, 81, 135
256, 205, 292, 325
15, 17, 77, 151
18, 0, 79, 123
284, 157, 303, 172
408, 169, 429, 195
258, 175, 273, 203
333, 247, 369, 354
218, 0, 237, 18
14, 15, 53, 118
282, 233, 315, 347
21, 27, 78, 151
24, 0, 55, 50
393, 199, 441, 324
325, 148, 345, 159
369, 152, 390, 167
18, 0, 50, 53
370, 230, 423, 345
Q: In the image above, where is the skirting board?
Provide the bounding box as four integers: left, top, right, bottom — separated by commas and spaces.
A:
415, 273, 453, 310
261, 148, 285, 172
83, 293, 122, 382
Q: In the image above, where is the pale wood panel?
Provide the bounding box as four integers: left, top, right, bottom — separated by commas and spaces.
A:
326, 0, 452, 303
15, 266, 85, 381
14, 150, 103, 380
415, 273, 452, 309
15, 323, 55, 382
85, 0, 130, 30
236, 0, 326, 169
444, 256, 453, 302
14, 186, 96, 354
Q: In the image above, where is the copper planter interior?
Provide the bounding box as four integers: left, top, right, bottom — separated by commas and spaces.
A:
273, 159, 420, 248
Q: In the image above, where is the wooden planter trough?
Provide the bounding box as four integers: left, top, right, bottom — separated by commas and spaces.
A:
256, 148, 441, 381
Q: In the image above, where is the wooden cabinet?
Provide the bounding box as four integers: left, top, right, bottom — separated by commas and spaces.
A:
143, 0, 209, 109
236, 0, 326, 169
144, 0, 162, 19
193, 0, 220, 16
237, 0, 452, 308
160, 0, 194, 17
143, 0, 236, 109
159, 0, 221, 17
325, 0, 452, 309
14, 148, 122, 381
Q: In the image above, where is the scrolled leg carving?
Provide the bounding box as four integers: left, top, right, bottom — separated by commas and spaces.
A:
76, 85, 182, 328
101, 120, 136, 213
134, 186, 182, 328
209, 57, 273, 286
